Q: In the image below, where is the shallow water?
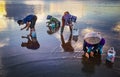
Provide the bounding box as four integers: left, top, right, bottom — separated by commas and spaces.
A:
0, 0, 120, 54
0, 0, 120, 77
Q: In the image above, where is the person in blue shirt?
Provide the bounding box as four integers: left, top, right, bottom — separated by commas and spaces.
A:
17, 14, 37, 36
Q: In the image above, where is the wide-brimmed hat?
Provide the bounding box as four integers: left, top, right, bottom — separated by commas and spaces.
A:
84, 32, 102, 44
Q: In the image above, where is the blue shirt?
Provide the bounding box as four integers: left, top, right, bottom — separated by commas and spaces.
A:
23, 15, 34, 23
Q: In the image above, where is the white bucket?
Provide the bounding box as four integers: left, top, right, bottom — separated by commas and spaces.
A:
73, 28, 79, 36
72, 23, 79, 36
106, 47, 116, 63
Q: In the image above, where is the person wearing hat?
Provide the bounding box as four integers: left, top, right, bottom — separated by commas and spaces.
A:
83, 32, 105, 58
61, 11, 77, 34
46, 15, 60, 32
17, 14, 37, 36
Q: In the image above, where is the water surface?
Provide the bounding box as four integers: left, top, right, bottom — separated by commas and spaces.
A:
0, 0, 120, 77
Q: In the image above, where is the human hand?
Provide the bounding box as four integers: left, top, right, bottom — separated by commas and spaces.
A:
21, 28, 23, 30
26, 28, 29, 31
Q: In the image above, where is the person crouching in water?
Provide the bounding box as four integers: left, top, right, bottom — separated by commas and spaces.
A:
61, 11, 77, 34
46, 15, 60, 32
17, 14, 37, 36
83, 32, 105, 58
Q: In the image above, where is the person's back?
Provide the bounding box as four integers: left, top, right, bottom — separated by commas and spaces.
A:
61, 11, 77, 34
22, 15, 36, 23
50, 17, 59, 23
62, 13, 72, 25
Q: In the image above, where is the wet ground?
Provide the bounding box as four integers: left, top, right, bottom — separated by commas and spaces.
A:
0, 0, 120, 77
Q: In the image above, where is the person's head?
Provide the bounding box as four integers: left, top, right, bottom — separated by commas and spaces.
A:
17, 20, 24, 25
64, 11, 70, 15
47, 15, 52, 20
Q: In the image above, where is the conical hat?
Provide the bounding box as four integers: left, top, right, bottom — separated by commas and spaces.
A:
84, 32, 102, 44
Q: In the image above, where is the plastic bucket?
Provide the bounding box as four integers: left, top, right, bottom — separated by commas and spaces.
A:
106, 47, 116, 63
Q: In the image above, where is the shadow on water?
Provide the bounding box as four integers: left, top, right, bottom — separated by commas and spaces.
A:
21, 31, 40, 50
61, 33, 74, 52
81, 54, 102, 75
105, 60, 114, 68
72, 36, 79, 42
0, 1, 120, 77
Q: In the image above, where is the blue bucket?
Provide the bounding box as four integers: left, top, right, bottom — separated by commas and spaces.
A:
71, 15, 77, 22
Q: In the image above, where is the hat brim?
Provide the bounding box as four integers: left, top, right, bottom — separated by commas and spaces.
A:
85, 37, 101, 44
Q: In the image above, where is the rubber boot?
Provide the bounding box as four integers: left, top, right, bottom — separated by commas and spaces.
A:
98, 45, 103, 54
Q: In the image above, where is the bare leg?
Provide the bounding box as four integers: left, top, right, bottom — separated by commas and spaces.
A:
69, 24, 73, 34
61, 26, 64, 34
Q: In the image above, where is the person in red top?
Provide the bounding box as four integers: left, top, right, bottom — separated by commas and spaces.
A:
61, 11, 77, 34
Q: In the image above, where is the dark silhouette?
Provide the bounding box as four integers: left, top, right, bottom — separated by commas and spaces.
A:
81, 54, 102, 76
72, 36, 78, 42
61, 34, 74, 52
21, 29, 40, 50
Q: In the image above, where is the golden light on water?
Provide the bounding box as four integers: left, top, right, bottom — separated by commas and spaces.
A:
0, 38, 9, 48
23, 0, 44, 5
0, 19, 7, 31
113, 22, 120, 32
49, 1, 85, 18
81, 27, 94, 37
23, 1, 85, 22
0, 1, 7, 32
0, 1, 7, 17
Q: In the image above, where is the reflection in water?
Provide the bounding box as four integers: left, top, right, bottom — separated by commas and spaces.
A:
81, 55, 101, 76
0, 1, 6, 17
72, 36, 78, 42
1, 0, 120, 52
0, 1, 7, 31
49, 1, 84, 18
0, 1, 120, 77
105, 60, 113, 68
81, 28, 95, 37
0, 17, 7, 32
0, 38, 9, 48
21, 31, 40, 50
61, 34, 74, 52
113, 22, 120, 33
0, 1, 9, 48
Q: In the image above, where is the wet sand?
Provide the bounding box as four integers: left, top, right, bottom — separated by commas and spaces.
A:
2, 51, 120, 77
0, 0, 120, 77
